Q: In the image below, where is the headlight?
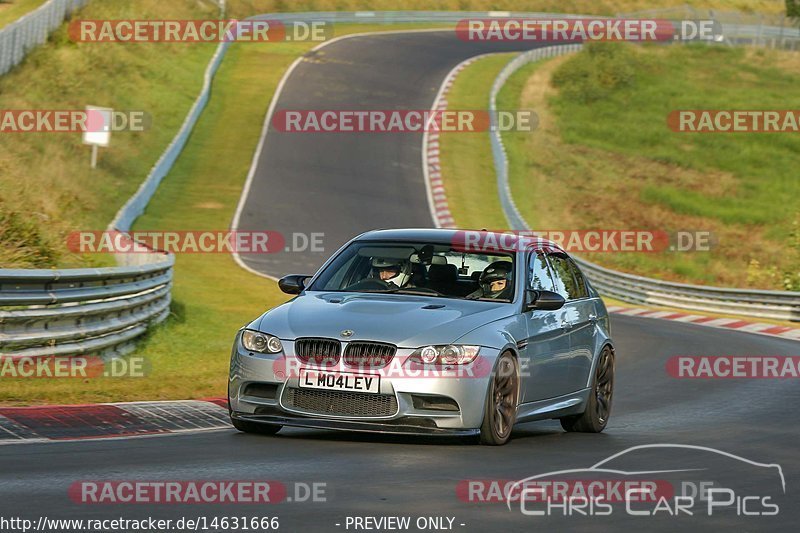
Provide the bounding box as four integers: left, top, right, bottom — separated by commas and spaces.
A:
241, 329, 283, 354
409, 345, 480, 365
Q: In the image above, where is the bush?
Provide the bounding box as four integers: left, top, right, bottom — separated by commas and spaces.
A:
551, 42, 642, 103
787, 0, 800, 19
0, 200, 58, 268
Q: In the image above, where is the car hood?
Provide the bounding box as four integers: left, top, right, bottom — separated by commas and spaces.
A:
256, 291, 515, 347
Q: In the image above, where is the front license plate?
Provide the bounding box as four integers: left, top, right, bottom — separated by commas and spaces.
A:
298, 369, 380, 394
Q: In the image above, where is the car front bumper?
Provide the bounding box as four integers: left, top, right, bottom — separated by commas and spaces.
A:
229, 339, 500, 432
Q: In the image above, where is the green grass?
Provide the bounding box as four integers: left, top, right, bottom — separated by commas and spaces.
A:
0, 0, 47, 29
440, 44, 800, 291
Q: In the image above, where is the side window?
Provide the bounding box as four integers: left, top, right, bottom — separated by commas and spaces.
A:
548, 254, 581, 300
528, 252, 555, 291
567, 258, 589, 299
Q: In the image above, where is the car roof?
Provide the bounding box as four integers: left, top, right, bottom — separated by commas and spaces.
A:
356, 228, 566, 255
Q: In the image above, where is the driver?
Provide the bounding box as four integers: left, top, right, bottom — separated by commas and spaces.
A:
371, 257, 405, 288
466, 261, 513, 300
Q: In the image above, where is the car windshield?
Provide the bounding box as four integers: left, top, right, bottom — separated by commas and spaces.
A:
309, 241, 515, 302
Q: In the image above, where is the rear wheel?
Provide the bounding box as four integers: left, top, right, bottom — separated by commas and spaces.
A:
479, 352, 520, 445
560, 346, 614, 433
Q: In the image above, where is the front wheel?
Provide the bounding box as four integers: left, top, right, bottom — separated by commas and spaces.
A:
479, 352, 520, 445
560, 346, 614, 433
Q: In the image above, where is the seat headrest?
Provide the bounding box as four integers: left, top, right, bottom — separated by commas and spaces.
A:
428, 263, 458, 283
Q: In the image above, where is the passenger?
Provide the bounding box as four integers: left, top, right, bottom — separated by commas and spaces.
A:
466, 261, 513, 300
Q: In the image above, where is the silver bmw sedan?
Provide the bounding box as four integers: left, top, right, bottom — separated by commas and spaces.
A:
228, 229, 615, 445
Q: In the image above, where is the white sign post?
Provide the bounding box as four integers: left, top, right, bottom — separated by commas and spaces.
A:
82, 106, 112, 169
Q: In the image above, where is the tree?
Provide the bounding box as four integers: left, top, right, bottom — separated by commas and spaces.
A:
788, 0, 800, 20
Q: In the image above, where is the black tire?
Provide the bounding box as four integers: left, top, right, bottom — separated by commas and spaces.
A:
230, 416, 282, 435
560, 345, 614, 433
479, 352, 520, 445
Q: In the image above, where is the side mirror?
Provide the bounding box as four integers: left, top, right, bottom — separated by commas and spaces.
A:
278, 274, 310, 295
524, 289, 565, 311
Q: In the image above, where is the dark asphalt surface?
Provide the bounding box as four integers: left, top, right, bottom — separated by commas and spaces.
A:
2, 30, 798, 533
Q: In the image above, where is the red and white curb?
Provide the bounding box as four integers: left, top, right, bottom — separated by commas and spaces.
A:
424, 55, 487, 229
608, 305, 800, 342
0, 398, 229, 444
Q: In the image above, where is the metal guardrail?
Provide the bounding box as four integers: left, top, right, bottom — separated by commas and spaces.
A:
0, 0, 88, 76
616, 6, 800, 50
575, 258, 800, 321
488, 44, 800, 322
0, 252, 173, 358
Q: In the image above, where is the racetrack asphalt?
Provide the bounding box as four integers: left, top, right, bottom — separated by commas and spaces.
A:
2, 30, 798, 533
235, 31, 545, 277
